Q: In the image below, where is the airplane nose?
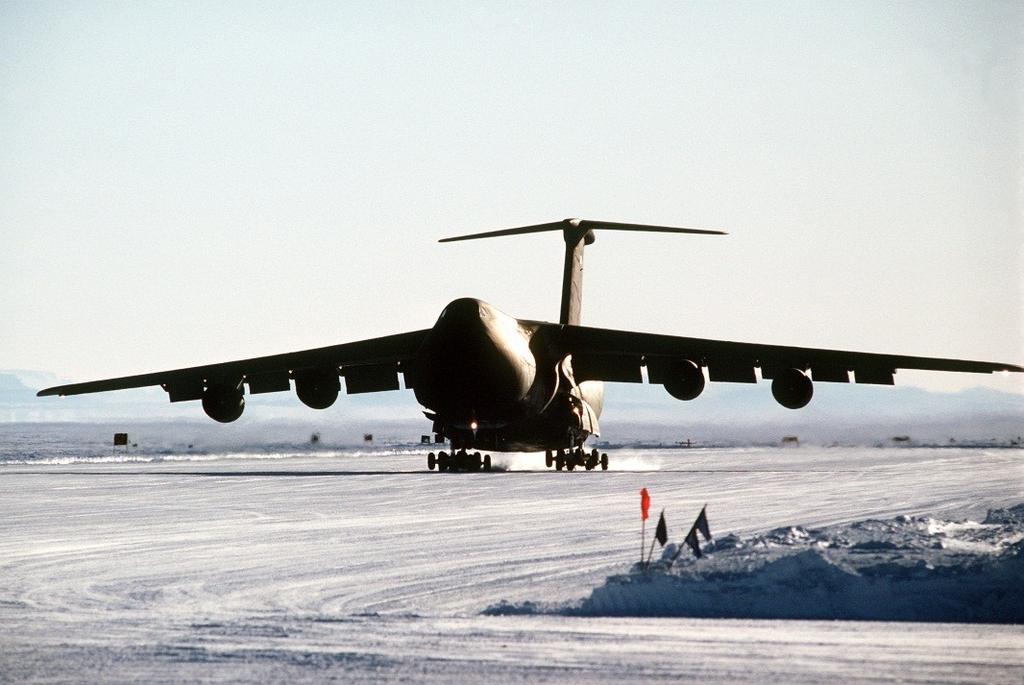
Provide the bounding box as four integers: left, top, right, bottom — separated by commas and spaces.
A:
413, 299, 533, 419
431, 298, 490, 342
440, 298, 486, 322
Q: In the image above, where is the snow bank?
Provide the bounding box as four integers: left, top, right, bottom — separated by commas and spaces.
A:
486, 505, 1024, 623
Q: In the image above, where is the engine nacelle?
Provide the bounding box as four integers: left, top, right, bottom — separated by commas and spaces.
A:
295, 369, 340, 409
202, 384, 245, 423
663, 359, 705, 401
771, 368, 813, 409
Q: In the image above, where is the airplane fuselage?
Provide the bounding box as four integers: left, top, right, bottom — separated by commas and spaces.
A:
413, 298, 604, 452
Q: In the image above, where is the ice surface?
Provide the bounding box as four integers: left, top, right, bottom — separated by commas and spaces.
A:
1, 429, 1023, 683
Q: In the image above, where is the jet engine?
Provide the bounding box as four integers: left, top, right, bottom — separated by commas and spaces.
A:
202, 383, 245, 423
295, 369, 340, 409
771, 368, 813, 409
662, 359, 705, 401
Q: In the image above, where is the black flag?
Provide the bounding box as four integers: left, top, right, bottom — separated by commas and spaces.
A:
669, 505, 712, 564
695, 505, 711, 541
684, 527, 702, 559
655, 510, 668, 546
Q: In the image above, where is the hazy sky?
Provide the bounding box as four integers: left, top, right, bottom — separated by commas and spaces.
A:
2, 1, 1021, 395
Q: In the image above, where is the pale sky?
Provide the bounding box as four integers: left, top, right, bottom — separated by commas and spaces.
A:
2, 1, 1021, 395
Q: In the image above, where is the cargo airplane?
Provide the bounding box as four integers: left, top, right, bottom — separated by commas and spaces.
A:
38, 219, 1023, 471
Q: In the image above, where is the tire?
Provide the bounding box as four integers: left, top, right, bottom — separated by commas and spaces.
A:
427, 452, 436, 470
545, 451, 553, 468
600, 453, 608, 470
483, 454, 491, 472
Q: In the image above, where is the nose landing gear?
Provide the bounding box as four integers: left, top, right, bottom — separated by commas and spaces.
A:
546, 447, 608, 471
427, 449, 492, 472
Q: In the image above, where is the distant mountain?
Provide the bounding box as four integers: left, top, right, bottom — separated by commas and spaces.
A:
0, 373, 33, 394
0, 372, 44, 419
4, 369, 1021, 445
0, 369, 61, 390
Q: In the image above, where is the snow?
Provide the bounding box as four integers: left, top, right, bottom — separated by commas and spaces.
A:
536, 507, 1024, 622
1, 431, 1023, 682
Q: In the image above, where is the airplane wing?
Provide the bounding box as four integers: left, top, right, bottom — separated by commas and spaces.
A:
548, 324, 1023, 385
36, 329, 430, 400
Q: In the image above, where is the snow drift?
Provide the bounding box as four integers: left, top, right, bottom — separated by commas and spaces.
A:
486, 505, 1024, 623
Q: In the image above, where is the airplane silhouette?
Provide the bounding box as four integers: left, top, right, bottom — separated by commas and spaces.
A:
39, 219, 1022, 471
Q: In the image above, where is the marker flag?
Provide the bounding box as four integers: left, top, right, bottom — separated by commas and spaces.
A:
684, 527, 702, 559
655, 510, 668, 546
670, 505, 713, 563
640, 488, 651, 521
695, 505, 712, 541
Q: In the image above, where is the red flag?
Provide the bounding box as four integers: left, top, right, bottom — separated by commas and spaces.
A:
640, 488, 651, 520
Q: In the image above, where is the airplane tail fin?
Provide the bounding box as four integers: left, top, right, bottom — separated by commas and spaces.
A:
440, 218, 726, 325
439, 218, 725, 243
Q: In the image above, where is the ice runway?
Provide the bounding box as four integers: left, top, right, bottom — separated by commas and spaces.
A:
1, 443, 1022, 683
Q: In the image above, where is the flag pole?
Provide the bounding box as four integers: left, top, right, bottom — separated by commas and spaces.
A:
640, 517, 646, 566
670, 522, 694, 563
645, 508, 664, 566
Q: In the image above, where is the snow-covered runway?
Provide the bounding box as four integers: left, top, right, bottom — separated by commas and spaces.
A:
2, 443, 1022, 682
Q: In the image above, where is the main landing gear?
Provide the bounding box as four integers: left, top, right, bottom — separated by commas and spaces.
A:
545, 447, 608, 471
427, 449, 492, 472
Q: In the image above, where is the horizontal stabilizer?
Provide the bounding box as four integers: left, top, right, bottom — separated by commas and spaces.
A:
439, 218, 726, 243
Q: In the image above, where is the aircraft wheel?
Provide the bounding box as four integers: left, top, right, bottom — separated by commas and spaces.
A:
566, 461, 575, 471
545, 450, 553, 468
474, 452, 482, 471
438, 451, 449, 472
483, 454, 491, 471
600, 453, 608, 470
427, 452, 436, 470
556, 457, 564, 471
